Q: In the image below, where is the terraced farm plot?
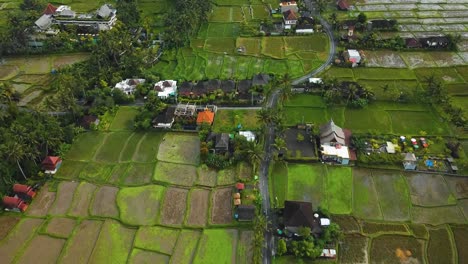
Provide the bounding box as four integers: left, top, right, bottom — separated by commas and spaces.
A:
88, 220, 135, 264
451, 226, 468, 264
16, 235, 65, 264
109, 107, 138, 131
90, 186, 119, 218
119, 132, 145, 162
157, 133, 200, 165
186, 189, 210, 227
284, 35, 328, 54
193, 229, 238, 264
406, 173, 456, 206
122, 162, 154, 185
0, 218, 44, 264
211, 188, 233, 224
94, 132, 132, 162
160, 188, 189, 226
388, 110, 450, 135
26, 185, 56, 217
236, 37, 261, 56
134, 226, 180, 254
261, 37, 285, 59
49, 181, 79, 216
209, 6, 243, 22
408, 224, 428, 239
204, 38, 236, 54
361, 222, 408, 235
117, 185, 165, 226
372, 172, 411, 221
55, 160, 86, 180
133, 132, 165, 162
170, 230, 201, 264
331, 215, 360, 233
326, 167, 353, 214
79, 163, 114, 183
45, 217, 76, 238
411, 205, 466, 225
196, 166, 218, 187
287, 164, 326, 210
60, 220, 103, 264
284, 107, 327, 126
107, 163, 131, 184
352, 169, 383, 220
369, 235, 425, 264
365, 50, 407, 68
218, 167, 238, 185
236, 231, 254, 264
344, 107, 391, 133
129, 249, 170, 264
65, 132, 106, 161
427, 227, 455, 264
68, 182, 97, 217
339, 234, 369, 264
353, 68, 417, 80
414, 67, 464, 84
0, 216, 20, 240
154, 162, 197, 186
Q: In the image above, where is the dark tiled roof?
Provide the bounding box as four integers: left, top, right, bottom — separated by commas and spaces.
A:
153, 106, 176, 124
216, 133, 230, 149
179, 82, 193, 95
283, 9, 298, 20
237, 80, 252, 93
237, 205, 256, 221
221, 80, 236, 93
252, 74, 271, 86
193, 81, 208, 96
205, 79, 221, 92
284, 200, 314, 228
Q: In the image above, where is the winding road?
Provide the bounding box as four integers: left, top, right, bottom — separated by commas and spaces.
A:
258, 1, 336, 263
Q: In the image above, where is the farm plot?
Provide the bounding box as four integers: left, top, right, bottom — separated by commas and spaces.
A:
154, 162, 197, 186
427, 227, 455, 264
0, 216, 20, 240
54, 160, 86, 180
369, 235, 425, 264
387, 110, 450, 135
331, 215, 361, 233
68, 182, 97, 217
26, 184, 56, 217
339, 234, 369, 264
209, 6, 243, 22
353, 68, 417, 80
16, 235, 65, 264
197, 166, 218, 187
133, 132, 165, 162
270, 163, 288, 207
94, 132, 132, 163
157, 133, 200, 165
238, 162, 252, 180
0, 218, 44, 264
217, 167, 238, 185
211, 188, 233, 224
79, 163, 114, 183
352, 168, 383, 220
372, 171, 411, 221
212, 109, 259, 132
160, 188, 189, 226
284, 107, 327, 126
107, 163, 131, 184
129, 249, 170, 263
361, 222, 409, 236
90, 186, 119, 218
284, 35, 328, 54
117, 185, 165, 226
193, 229, 238, 264
414, 67, 464, 84
326, 167, 353, 214
45, 217, 76, 238
344, 106, 392, 133
60, 220, 103, 264
236, 37, 261, 56
287, 164, 326, 210
400, 52, 437, 68
411, 205, 466, 225
204, 38, 236, 54
408, 224, 428, 239
236, 231, 254, 264
121, 162, 154, 186
170, 230, 201, 264
406, 173, 457, 206
134, 226, 180, 255
65, 132, 106, 161
88, 220, 136, 264
49, 181, 79, 216
261, 37, 285, 59
119, 132, 145, 162
285, 94, 326, 107
451, 226, 468, 264
186, 189, 210, 227
364, 50, 407, 68
458, 199, 468, 218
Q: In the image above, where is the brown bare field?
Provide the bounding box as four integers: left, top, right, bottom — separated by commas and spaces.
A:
26, 184, 56, 217
160, 188, 189, 226
0, 216, 20, 240
445, 176, 468, 199
68, 182, 97, 217
16, 235, 65, 264
186, 189, 210, 227
49, 181, 79, 215
129, 249, 170, 264
211, 188, 233, 224
237, 231, 254, 264
60, 220, 103, 264
0, 218, 44, 263
46, 217, 76, 238
90, 186, 119, 218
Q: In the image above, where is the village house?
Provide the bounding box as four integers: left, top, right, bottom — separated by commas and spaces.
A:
319, 120, 355, 165
283, 9, 298, 30
283, 201, 322, 235
34, 3, 117, 33
41, 156, 62, 174
235, 205, 256, 221
178, 82, 194, 98
192, 81, 209, 98
196, 109, 215, 126
239, 131, 256, 142
403, 152, 417, 170
152, 106, 176, 129
114, 78, 145, 95
279, 0, 298, 13
79, 115, 100, 130
205, 79, 221, 94
154, 80, 177, 99
405, 38, 422, 48
215, 133, 230, 153
343, 49, 361, 67
220, 80, 236, 95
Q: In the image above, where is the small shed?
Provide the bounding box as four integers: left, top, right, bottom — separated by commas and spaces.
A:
346, 49, 361, 64
403, 153, 417, 170
236, 183, 245, 191
13, 184, 36, 199
3, 196, 28, 212
41, 156, 62, 173
386, 142, 396, 154
239, 131, 256, 142
309, 78, 323, 85
234, 193, 241, 199
234, 198, 241, 206
236, 205, 256, 221
215, 133, 230, 153
321, 249, 337, 258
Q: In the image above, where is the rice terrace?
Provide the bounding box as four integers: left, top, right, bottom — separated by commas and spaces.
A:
1, 0, 468, 263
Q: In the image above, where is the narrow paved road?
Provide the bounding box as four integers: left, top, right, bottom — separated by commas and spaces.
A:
259, 1, 336, 263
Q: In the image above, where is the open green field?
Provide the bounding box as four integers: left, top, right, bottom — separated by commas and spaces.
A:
212, 109, 259, 132
193, 229, 238, 264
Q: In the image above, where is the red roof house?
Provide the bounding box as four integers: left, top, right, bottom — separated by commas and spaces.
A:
196, 110, 215, 125
3, 196, 28, 212
13, 184, 36, 199
43, 3, 57, 15
41, 156, 62, 172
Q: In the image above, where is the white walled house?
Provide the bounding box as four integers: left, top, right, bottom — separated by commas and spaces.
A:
283, 9, 298, 29
154, 80, 178, 99
114, 79, 145, 95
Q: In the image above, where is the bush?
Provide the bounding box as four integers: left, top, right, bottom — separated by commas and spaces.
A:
205, 154, 230, 169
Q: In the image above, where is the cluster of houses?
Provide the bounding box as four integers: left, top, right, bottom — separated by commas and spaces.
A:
268, 0, 315, 34
34, 3, 117, 35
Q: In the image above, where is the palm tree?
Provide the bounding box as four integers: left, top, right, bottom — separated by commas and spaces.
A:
4, 138, 28, 180
247, 141, 264, 172
257, 108, 274, 124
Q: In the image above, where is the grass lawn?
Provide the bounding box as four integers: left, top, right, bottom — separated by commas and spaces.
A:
134, 226, 180, 255
212, 109, 259, 132
325, 167, 353, 214
116, 185, 165, 226
287, 164, 327, 210
65, 132, 106, 161
109, 106, 138, 131
284, 107, 327, 126
285, 94, 326, 107
88, 220, 135, 263
94, 132, 132, 163
193, 229, 237, 264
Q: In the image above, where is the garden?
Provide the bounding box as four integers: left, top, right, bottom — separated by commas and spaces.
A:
0, 110, 257, 263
